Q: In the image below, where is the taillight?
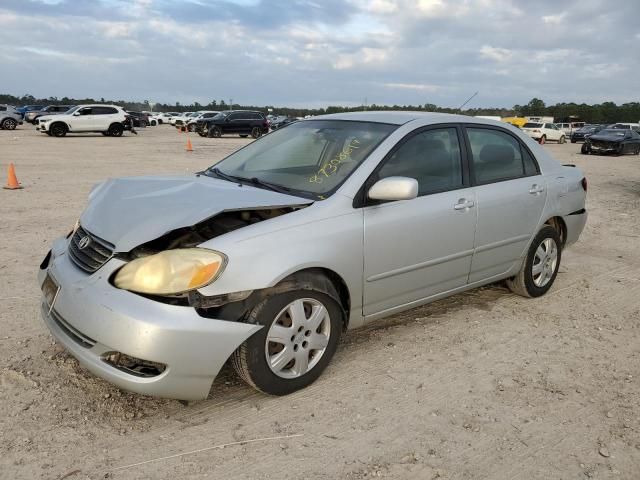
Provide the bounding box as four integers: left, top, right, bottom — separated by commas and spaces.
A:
581, 177, 587, 192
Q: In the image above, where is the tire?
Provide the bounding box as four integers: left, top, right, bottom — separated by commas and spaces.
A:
2, 118, 18, 130
616, 144, 625, 156
158, 119, 163, 125
50, 123, 67, 137
208, 126, 222, 138
581, 143, 590, 155
539, 135, 546, 145
635, 145, 640, 155
231, 289, 343, 395
507, 225, 562, 298
250, 127, 262, 139
559, 135, 566, 144
108, 123, 124, 137
150, 120, 157, 126
188, 124, 196, 132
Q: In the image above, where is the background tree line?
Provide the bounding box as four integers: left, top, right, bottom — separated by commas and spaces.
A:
1, 94, 639, 123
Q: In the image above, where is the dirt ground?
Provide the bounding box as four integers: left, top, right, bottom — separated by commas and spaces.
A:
1, 125, 639, 480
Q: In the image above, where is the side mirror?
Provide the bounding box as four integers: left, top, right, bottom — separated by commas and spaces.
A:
368, 177, 418, 202
73, 112, 81, 116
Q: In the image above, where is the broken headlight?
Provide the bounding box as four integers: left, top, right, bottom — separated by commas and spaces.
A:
114, 248, 226, 295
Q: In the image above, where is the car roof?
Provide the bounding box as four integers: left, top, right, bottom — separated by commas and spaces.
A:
310, 111, 508, 126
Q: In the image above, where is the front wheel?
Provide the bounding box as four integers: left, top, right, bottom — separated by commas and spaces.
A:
507, 226, 561, 298
208, 126, 222, 138
2, 118, 18, 130
150, 120, 157, 126
50, 123, 67, 137
559, 135, 566, 144
231, 290, 343, 395
188, 124, 196, 132
581, 143, 590, 155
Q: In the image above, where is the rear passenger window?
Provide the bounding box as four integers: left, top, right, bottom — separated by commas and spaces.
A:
467, 128, 530, 184
378, 128, 463, 196
93, 107, 118, 115
522, 148, 538, 176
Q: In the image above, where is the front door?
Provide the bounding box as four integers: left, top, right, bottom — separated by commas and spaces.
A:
464, 126, 547, 282
69, 107, 94, 131
363, 126, 477, 317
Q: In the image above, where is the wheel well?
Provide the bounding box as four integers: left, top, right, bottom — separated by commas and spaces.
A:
194, 268, 352, 329
279, 268, 351, 329
49, 121, 67, 130
544, 216, 566, 247
109, 122, 123, 129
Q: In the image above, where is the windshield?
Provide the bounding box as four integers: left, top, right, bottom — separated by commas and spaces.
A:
523, 123, 542, 128
212, 112, 228, 120
206, 120, 397, 199
64, 106, 81, 115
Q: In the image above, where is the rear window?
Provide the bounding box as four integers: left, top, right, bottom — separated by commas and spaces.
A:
523, 123, 542, 128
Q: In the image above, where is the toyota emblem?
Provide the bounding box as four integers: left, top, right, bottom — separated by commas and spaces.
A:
78, 236, 91, 250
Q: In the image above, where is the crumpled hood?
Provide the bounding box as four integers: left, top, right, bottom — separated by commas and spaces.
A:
80, 175, 311, 252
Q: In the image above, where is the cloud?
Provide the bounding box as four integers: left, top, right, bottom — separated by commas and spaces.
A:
0, 0, 638, 107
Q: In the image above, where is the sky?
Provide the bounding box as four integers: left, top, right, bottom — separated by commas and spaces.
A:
0, 0, 638, 108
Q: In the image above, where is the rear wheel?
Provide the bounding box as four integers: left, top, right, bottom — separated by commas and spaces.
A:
108, 123, 124, 137
50, 123, 67, 137
251, 127, 262, 139
581, 143, 590, 155
188, 123, 196, 132
231, 289, 343, 395
2, 118, 18, 130
507, 226, 561, 298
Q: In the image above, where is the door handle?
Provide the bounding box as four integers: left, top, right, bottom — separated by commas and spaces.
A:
454, 199, 475, 211
529, 184, 545, 195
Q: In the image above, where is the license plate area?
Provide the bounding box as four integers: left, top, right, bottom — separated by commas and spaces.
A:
42, 273, 60, 313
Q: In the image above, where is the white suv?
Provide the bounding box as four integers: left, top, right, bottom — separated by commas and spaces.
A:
521, 122, 566, 144
37, 104, 129, 137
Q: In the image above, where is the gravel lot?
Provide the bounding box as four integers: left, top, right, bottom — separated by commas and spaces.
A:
1, 125, 639, 480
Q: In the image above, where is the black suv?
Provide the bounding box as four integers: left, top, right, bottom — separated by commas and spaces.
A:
196, 110, 269, 138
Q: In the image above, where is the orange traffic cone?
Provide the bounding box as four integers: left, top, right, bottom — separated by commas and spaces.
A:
186, 138, 193, 152
3, 163, 23, 190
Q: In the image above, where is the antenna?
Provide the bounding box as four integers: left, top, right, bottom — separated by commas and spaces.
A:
458, 91, 479, 111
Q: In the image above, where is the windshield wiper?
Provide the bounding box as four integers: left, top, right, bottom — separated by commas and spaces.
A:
208, 168, 296, 195
208, 167, 245, 185
244, 177, 297, 195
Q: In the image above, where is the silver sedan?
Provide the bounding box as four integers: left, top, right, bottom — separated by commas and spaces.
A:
38, 112, 587, 400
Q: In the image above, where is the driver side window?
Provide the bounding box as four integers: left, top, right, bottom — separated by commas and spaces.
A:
377, 128, 464, 196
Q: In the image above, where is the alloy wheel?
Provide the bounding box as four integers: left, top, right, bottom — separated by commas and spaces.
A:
265, 298, 331, 379
532, 238, 558, 288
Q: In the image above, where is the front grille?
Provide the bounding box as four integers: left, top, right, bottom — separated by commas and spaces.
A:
68, 226, 114, 273
50, 308, 97, 348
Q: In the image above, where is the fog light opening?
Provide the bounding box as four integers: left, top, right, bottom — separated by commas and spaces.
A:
102, 352, 166, 378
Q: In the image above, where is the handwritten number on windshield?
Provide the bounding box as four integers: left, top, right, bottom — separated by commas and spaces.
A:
309, 139, 360, 184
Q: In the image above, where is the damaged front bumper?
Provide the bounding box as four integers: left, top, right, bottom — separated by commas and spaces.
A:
38, 236, 262, 400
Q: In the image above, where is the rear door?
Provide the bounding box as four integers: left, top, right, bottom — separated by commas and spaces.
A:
464, 126, 547, 283
362, 125, 477, 317
93, 106, 120, 130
